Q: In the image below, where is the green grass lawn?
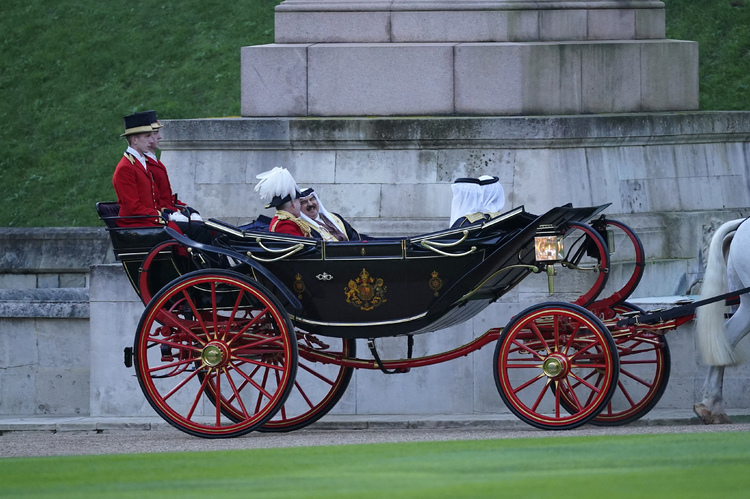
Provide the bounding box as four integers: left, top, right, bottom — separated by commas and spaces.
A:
1, 0, 749, 227
2, 431, 749, 498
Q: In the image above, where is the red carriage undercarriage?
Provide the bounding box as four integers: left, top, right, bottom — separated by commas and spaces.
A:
98, 201, 695, 438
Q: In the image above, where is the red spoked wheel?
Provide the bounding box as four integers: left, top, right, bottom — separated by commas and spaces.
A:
589, 302, 671, 426
206, 333, 356, 432
494, 302, 619, 430
559, 222, 610, 308
134, 269, 297, 438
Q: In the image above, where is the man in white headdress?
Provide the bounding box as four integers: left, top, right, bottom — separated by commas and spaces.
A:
254, 167, 311, 237
450, 177, 484, 228
449, 175, 507, 228
479, 175, 505, 218
298, 188, 363, 241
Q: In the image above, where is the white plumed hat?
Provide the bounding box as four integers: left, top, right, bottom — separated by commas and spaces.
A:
254, 167, 300, 209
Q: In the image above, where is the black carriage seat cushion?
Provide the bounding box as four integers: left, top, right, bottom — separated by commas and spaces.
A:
96, 202, 121, 229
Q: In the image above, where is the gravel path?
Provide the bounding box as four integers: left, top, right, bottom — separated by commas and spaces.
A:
2, 422, 749, 458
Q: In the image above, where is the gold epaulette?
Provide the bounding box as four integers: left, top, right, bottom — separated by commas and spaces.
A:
274, 211, 312, 237
124, 153, 135, 165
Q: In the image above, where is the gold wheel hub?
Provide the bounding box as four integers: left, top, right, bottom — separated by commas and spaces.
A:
201, 341, 230, 368
542, 354, 570, 380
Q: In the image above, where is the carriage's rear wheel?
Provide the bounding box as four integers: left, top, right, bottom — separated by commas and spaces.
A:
494, 302, 619, 430
134, 269, 297, 438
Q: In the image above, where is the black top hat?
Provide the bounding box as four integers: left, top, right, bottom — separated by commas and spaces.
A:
144, 110, 163, 129
121, 111, 156, 137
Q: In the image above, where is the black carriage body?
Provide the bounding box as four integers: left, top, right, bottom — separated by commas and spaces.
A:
212, 204, 609, 339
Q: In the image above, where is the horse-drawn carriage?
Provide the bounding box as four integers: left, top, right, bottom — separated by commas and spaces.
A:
98, 201, 693, 438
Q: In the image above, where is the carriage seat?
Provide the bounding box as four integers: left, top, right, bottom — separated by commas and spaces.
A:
96, 201, 121, 229
96, 201, 170, 261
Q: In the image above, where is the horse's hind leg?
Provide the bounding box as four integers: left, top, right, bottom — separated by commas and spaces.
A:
695, 296, 750, 424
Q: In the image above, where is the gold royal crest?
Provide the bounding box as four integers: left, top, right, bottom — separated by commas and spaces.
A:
345, 268, 387, 311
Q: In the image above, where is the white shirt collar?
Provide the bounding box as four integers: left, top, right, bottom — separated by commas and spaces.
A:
125, 147, 148, 170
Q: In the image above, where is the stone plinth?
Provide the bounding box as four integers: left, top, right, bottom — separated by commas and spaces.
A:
242, 39, 698, 116
274, 0, 667, 43
241, 0, 696, 116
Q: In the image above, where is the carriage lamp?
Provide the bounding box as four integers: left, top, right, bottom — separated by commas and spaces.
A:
534, 226, 564, 262
534, 226, 564, 295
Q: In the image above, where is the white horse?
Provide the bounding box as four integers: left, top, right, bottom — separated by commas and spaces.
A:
694, 217, 750, 424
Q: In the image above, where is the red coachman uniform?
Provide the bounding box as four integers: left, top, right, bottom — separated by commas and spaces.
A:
112, 152, 163, 227
145, 154, 185, 213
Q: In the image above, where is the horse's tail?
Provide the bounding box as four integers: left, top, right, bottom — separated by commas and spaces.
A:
696, 219, 744, 366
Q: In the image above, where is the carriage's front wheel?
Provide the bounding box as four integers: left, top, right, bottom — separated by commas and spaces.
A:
134, 269, 298, 438
494, 302, 619, 430
591, 303, 671, 426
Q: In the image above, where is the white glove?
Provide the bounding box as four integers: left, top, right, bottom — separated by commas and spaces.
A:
169, 212, 189, 223
190, 212, 203, 222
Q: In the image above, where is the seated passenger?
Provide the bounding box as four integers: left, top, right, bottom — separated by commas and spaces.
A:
450, 175, 507, 228
254, 167, 311, 237
479, 175, 506, 218
450, 177, 484, 228
298, 188, 363, 241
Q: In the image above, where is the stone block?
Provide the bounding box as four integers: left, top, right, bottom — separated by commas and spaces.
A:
241, 44, 310, 116
307, 43, 454, 116
194, 183, 259, 221
581, 42, 641, 113
588, 9, 636, 40
59, 273, 86, 288
513, 148, 593, 214
454, 43, 523, 115
635, 8, 666, 39
195, 150, 248, 184
380, 183, 452, 219
89, 298, 150, 417
0, 318, 39, 369
436, 149, 514, 184
640, 40, 699, 112
37, 273, 59, 288
275, 11, 390, 43
0, 369, 36, 415
89, 265, 140, 304
0, 274, 36, 289
35, 369, 89, 415
244, 150, 337, 185
539, 9, 587, 41
313, 184, 382, 219
455, 43, 582, 115
391, 10, 538, 42
36, 318, 89, 369
336, 149, 438, 184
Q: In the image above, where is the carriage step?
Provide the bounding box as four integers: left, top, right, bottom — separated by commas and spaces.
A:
124, 347, 133, 368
